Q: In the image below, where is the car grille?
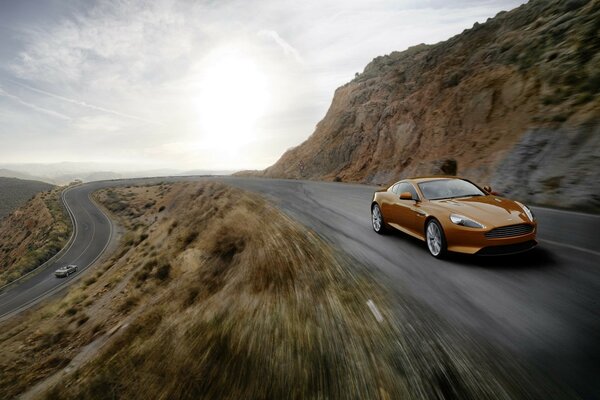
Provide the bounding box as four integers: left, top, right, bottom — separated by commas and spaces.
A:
485, 224, 534, 239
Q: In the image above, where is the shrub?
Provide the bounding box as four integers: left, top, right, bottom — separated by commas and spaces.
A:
154, 262, 171, 281
64, 307, 78, 316
137, 233, 149, 244
84, 277, 97, 286
181, 231, 198, 249
119, 296, 139, 313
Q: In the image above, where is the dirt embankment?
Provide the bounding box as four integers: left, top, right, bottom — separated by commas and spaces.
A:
0, 188, 71, 286
0, 182, 572, 399
246, 0, 600, 211
0, 177, 54, 220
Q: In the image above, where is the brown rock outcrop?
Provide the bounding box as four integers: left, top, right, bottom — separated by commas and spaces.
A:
250, 0, 600, 210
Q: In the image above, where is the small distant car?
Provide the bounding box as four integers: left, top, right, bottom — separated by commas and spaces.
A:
55, 265, 78, 278
371, 177, 537, 258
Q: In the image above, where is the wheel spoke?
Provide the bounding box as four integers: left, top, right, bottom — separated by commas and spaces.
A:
427, 222, 442, 256
372, 206, 382, 231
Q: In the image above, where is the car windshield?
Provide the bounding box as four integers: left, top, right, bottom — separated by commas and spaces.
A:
418, 179, 485, 200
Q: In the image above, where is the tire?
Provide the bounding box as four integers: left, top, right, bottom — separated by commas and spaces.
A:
425, 219, 447, 258
371, 204, 388, 234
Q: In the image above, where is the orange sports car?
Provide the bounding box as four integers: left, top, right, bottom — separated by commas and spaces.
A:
371, 177, 537, 257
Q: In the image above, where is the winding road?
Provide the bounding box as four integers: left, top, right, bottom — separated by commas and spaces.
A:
1, 176, 599, 398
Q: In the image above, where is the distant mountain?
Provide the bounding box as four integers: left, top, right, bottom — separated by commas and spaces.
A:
0, 168, 51, 183
0, 177, 55, 220
0, 163, 232, 185
249, 0, 600, 211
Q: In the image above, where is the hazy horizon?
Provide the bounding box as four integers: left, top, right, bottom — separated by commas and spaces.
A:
1, 0, 524, 171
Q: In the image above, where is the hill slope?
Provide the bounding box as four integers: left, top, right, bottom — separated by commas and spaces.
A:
0, 188, 71, 286
253, 0, 600, 211
0, 177, 55, 220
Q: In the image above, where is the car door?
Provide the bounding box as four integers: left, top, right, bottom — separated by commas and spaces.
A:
404, 183, 427, 237
380, 183, 401, 225
388, 182, 424, 238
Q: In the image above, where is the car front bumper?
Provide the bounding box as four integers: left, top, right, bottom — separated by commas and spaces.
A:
444, 223, 537, 255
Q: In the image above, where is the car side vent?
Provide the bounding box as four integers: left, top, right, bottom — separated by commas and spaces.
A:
485, 224, 534, 238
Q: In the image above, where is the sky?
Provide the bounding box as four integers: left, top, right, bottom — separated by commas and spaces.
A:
0, 0, 525, 172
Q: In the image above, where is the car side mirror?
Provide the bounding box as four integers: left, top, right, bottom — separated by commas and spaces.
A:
483, 185, 492, 193
400, 192, 413, 200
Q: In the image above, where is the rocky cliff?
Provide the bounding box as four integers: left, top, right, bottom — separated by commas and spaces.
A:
250, 0, 600, 211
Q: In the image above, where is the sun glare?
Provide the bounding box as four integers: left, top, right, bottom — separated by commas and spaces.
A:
195, 48, 270, 154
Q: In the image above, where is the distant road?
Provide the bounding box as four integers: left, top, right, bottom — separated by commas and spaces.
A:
1, 176, 598, 398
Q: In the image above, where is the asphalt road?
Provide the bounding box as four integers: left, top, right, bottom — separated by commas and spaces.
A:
1, 176, 599, 397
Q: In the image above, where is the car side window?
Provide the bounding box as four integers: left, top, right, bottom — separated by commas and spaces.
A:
406, 184, 419, 200
396, 182, 419, 200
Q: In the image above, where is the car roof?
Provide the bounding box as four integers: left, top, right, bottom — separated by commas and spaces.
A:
397, 176, 462, 184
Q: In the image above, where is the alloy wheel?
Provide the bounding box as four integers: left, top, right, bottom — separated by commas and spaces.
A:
426, 221, 443, 257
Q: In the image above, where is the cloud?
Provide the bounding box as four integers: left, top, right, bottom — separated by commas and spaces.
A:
0, 86, 71, 120
258, 30, 304, 63
9, 1, 193, 87
7, 79, 163, 126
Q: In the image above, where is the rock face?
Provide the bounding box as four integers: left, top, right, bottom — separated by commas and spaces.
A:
252, 0, 600, 211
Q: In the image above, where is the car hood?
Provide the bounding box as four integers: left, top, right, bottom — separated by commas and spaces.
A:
432, 195, 531, 227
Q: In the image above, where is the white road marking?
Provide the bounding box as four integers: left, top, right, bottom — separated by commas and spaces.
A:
367, 299, 384, 322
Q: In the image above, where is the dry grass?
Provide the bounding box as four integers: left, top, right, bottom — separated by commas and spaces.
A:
0, 182, 571, 399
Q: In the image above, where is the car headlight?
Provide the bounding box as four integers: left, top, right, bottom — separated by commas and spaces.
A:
450, 214, 485, 228
515, 202, 535, 221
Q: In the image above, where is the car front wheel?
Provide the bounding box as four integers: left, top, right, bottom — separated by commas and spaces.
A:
371, 204, 387, 234
426, 219, 447, 258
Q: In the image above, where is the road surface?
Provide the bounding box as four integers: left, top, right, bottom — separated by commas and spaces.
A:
1, 176, 598, 397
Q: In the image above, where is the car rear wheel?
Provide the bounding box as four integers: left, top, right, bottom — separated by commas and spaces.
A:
426, 219, 447, 258
371, 204, 388, 234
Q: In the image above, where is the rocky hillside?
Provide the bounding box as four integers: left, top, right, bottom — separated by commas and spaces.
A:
0, 188, 71, 286
252, 0, 600, 211
0, 177, 54, 220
